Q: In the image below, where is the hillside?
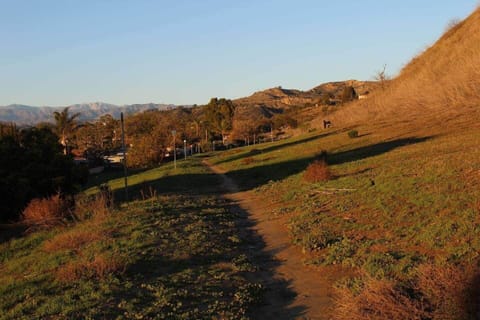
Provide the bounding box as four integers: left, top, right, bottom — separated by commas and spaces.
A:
334, 7, 480, 124
234, 80, 377, 109
0, 102, 178, 125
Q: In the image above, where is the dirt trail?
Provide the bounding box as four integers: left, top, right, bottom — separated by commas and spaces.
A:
204, 160, 340, 320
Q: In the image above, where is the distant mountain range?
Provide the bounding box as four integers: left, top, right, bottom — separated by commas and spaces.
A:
1, 80, 379, 125
0, 102, 179, 125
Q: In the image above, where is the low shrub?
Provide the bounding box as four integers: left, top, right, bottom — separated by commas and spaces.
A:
74, 189, 112, 222
304, 160, 331, 183
334, 277, 426, 320
323, 238, 357, 266
348, 130, 359, 138
334, 263, 480, 320
416, 263, 479, 319
21, 193, 72, 231
301, 230, 339, 251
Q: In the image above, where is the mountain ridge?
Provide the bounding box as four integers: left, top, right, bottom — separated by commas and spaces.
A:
1, 79, 379, 125
0, 102, 179, 125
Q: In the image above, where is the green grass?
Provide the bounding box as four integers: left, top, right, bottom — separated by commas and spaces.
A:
0, 156, 264, 319
209, 124, 480, 281
5, 121, 480, 317
85, 155, 221, 200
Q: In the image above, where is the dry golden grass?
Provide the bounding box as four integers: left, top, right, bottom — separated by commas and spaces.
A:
56, 254, 126, 283
43, 228, 109, 253
334, 263, 480, 320
329, 7, 480, 127
416, 263, 479, 319
74, 191, 112, 222
242, 157, 255, 165
21, 193, 72, 230
334, 277, 427, 320
304, 160, 331, 183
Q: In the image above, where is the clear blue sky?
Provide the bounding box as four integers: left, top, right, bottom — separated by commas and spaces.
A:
0, 0, 477, 106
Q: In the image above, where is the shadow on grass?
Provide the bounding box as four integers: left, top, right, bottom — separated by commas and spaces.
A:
214, 129, 343, 165
104, 193, 304, 318
225, 136, 434, 191
0, 224, 26, 245
111, 172, 224, 203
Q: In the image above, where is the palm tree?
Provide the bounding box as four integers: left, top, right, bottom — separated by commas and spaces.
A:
53, 107, 80, 155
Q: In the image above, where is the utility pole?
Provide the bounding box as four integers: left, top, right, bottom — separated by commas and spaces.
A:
183, 140, 187, 160
120, 112, 128, 202
172, 130, 177, 170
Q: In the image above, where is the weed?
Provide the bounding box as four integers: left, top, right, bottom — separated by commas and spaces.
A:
322, 238, 358, 267
348, 130, 359, 138
74, 192, 112, 221
21, 193, 72, 231
304, 160, 332, 183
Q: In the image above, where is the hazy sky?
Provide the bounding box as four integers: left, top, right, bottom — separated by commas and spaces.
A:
0, 0, 477, 106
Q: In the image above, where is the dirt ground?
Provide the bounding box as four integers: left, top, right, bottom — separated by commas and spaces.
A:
205, 160, 345, 320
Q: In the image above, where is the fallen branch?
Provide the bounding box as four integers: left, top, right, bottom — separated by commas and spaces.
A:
314, 187, 356, 193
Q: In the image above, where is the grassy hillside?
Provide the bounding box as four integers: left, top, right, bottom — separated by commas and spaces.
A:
209, 8, 480, 317
209, 117, 480, 317
333, 7, 480, 125
0, 159, 267, 319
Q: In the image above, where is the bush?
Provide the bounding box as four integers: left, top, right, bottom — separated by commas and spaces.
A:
416, 263, 479, 319
334, 277, 426, 320
304, 160, 331, 183
0, 127, 86, 222
21, 194, 72, 231
333, 263, 480, 320
74, 187, 112, 221
348, 130, 359, 138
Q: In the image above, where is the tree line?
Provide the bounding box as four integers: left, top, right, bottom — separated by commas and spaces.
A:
0, 98, 300, 222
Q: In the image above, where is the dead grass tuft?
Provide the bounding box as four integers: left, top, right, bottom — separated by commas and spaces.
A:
334, 263, 480, 320
21, 193, 72, 231
334, 277, 427, 320
56, 254, 126, 283
140, 181, 157, 200
74, 191, 112, 222
43, 228, 109, 253
416, 263, 479, 319
242, 157, 255, 165
304, 160, 331, 183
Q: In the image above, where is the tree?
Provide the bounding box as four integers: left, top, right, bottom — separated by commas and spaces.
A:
341, 86, 358, 103
0, 127, 87, 222
375, 64, 390, 90
204, 98, 236, 144
53, 107, 81, 155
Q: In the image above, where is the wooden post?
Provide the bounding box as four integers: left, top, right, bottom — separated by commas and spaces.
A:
121, 112, 128, 202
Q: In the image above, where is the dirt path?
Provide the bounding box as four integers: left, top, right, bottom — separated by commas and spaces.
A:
204, 160, 340, 320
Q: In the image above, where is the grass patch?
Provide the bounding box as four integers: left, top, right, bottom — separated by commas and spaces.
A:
208, 117, 480, 316
1, 157, 263, 319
